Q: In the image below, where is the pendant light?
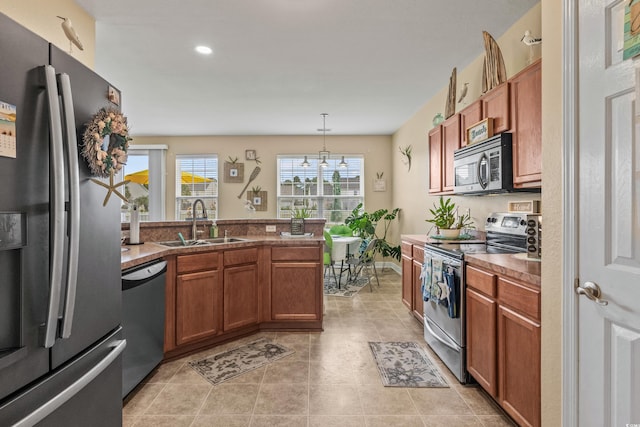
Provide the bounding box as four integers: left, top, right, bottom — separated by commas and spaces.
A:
301, 155, 311, 168
318, 113, 330, 168
338, 156, 348, 168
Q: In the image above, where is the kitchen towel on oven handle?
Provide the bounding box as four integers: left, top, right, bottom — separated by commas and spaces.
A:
420, 257, 432, 301
443, 269, 459, 318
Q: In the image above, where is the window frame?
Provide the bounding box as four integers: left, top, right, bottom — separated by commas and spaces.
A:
175, 154, 219, 220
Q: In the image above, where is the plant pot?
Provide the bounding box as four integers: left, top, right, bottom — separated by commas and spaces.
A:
438, 228, 461, 239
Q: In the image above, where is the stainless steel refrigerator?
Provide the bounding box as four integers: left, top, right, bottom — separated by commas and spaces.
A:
0, 13, 125, 426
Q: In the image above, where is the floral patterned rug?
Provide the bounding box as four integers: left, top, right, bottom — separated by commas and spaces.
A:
323, 272, 371, 297
189, 338, 294, 385
368, 341, 449, 388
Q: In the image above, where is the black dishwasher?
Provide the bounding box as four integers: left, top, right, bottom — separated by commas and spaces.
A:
121, 259, 167, 398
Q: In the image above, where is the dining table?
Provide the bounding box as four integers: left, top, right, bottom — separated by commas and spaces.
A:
329, 235, 362, 287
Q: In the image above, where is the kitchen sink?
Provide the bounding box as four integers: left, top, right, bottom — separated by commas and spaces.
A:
155, 237, 248, 247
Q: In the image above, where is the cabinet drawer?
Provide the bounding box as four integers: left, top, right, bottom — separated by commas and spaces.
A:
224, 247, 258, 266
401, 242, 413, 256
412, 245, 424, 263
497, 277, 540, 321
466, 265, 497, 297
177, 251, 219, 274
271, 246, 320, 262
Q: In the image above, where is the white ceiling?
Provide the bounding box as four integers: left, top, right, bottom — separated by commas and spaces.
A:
74, 0, 538, 136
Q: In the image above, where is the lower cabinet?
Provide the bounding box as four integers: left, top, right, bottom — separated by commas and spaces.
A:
401, 243, 413, 310
401, 240, 424, 323
223, 249, 259, 331
466, 263, 541, 427
412, 246, 424, 320
175, 252, 221, 346
269, 246, 322, 322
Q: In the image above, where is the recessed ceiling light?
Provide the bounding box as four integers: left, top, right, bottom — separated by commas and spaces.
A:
195, 45, 213, 55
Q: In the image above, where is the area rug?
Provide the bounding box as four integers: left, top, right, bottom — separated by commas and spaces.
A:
368, 341, 449, 388
189, 338, 294, 385
323, 272, 370, 297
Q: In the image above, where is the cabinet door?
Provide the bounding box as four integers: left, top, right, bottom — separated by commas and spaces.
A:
176, 270, 221, 345
510, 60, 542, 188
466, 288, 498, 397
442, 114, 460, 192
498, 306, 541, 427
271, 262, 321, 320
412, 259, 424, 320
459, 100, 482, 147
223, 263, 259, 331
428, 125, 443, 193
482, 82, 510, 134
401, 254, 413, 310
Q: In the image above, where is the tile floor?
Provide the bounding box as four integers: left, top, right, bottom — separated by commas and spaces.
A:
123, 270, 515, 427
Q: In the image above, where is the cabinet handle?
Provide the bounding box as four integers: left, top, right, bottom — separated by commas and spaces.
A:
575, 281, 608, 306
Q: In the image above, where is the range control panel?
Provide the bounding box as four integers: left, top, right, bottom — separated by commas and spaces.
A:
485, 212, 529, 236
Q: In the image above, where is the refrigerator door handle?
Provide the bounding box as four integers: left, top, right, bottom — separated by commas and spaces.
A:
423, 315, 461, 351
12, 339, 127, 427
57, 72, 80, 339
41, 65, 66, 348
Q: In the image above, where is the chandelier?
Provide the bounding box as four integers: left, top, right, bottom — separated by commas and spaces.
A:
301, 113, 346, 168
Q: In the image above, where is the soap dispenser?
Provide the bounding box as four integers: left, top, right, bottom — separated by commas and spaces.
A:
210, 220, 218, 238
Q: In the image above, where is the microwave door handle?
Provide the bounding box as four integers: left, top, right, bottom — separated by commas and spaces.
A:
477, 153, 489, 189
58, 73, 80, 339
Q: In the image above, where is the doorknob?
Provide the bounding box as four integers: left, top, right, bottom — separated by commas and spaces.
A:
575, 281, 609, 306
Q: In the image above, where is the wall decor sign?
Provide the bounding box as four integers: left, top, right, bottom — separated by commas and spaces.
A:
245, 149, 256, 160
223, 161, 244, 183
0, 101, 17, 158
466, 118, 494, 145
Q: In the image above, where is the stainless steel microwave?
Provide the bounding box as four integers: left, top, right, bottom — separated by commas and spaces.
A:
453, 133, 517, 195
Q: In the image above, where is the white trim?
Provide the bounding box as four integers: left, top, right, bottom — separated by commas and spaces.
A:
128, 144, 168, 150
562, 0, 579, 425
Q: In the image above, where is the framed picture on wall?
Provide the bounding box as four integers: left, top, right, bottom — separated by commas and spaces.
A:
245, 149, 256, 160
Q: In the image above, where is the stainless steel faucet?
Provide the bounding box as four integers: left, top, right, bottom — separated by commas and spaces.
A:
192, 199, 207, 240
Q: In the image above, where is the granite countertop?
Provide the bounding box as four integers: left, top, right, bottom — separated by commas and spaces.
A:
121, 235, 324, 270
464, 253, 541, 287
401, 233, 486, 246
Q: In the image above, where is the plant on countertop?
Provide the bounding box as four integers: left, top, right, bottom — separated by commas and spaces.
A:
426, 196, 473, 231
345, 203, 401, 261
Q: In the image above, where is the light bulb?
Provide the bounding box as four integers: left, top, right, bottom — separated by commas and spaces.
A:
320, 156, 328, 168
301, 156, 310, 167
339, 156, 347, 168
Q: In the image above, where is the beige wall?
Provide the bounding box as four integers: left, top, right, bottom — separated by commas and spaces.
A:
391, 3, 542, 238
540, 0, 562, 425
132, 135, 394, 222
0, 0, 95, 69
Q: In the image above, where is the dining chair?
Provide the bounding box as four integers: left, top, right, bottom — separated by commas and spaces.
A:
346, 238, 380, 291
323, 231, 339, 287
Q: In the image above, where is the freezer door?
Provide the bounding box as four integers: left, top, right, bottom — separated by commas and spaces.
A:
49, 45, 122, 369
0, 328, 125, 427
0, 12, 52, 401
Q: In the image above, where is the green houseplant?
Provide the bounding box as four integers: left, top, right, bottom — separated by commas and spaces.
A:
426, 196, 473, 238
345, 203, 401, 261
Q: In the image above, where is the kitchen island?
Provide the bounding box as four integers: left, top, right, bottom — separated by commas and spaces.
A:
121, 222, 325, 361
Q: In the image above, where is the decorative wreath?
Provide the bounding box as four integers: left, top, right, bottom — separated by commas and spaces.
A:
81, 107, 132, 177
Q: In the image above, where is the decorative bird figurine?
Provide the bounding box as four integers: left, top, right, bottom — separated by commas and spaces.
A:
521, 30, 542, 46
57, 16, 84, 52
458, 82, 469, 104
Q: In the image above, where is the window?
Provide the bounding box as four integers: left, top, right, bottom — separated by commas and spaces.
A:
120, 145, 166, 222
277, 155, 363, 224
176, 155, 218, 220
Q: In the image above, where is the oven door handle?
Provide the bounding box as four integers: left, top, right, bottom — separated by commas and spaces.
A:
423, 316, 461, 351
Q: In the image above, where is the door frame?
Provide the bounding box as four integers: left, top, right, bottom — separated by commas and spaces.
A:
562, 0, 578, 425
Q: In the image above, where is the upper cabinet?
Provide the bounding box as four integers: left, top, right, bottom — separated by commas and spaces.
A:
481, 82, 510, 134
459, 100, 483, 147
428, 125, 443, 194
441, 114, 461, 192
510, 60, 542, 188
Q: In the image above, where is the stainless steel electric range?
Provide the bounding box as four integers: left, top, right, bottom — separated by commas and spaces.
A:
422, 212, 534, 383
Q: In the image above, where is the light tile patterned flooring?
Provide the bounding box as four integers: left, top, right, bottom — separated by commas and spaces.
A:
123, 270, 515, 427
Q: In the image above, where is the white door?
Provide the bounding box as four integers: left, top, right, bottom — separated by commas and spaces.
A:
578, 0, 640, 425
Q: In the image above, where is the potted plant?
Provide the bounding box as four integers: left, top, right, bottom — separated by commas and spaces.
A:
425, 196, 473, 239
345, 203, 401, 261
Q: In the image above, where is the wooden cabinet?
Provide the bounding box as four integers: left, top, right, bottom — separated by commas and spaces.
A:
401, 243, 413, 310
411, 246, 425, 319
465, 263, 541, 427
510, 59, 542, 188
481, 82, 510, 134
441, 114, 460, 192
223, 248, 259, 331
428, 125, 443, 193
269, 246, 322, 323
401, 240, 424, 323
175, 252, 221, 346
428, 114, 459, 194
459, 100, 483, 147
